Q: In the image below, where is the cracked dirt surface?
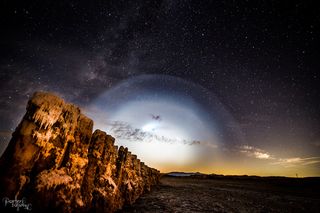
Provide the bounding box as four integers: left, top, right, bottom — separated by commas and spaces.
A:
120, 176, 320, 213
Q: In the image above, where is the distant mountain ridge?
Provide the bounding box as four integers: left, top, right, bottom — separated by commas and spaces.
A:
166, 171, 205, 177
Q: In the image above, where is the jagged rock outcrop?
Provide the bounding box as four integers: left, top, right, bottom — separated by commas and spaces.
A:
0, 92, 160, 212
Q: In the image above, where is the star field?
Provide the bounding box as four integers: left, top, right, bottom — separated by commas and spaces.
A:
0, 0, 319, 176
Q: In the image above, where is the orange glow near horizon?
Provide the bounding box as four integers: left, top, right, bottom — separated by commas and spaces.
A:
155, 163, 320, 177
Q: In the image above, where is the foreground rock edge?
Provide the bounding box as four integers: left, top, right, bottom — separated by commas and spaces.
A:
0, 91, 160, 212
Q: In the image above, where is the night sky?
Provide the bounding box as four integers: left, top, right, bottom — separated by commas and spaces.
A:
1, 0, 319, 176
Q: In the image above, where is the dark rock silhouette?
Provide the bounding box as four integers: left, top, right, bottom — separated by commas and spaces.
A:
0, 91, 160, 212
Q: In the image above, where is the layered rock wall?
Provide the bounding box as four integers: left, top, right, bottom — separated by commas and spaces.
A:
0, 92, 160, 212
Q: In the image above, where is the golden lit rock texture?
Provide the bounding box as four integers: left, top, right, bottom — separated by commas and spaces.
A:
0, 91, 160, 212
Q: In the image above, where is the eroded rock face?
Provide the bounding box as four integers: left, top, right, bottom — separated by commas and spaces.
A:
0, 92, 160, 212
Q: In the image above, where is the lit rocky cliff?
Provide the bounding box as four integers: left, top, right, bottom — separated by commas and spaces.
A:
0, 92, 160, 212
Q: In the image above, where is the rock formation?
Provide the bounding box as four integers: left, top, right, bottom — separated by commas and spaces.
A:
0, 92, 160, 212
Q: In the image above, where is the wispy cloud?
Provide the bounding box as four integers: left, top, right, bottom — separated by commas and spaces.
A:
190, 140, 218, 149
271, 157, 320, 168
312, 141, 320, 147
109, 121, 217, 148
239, 145, 273, 159
238, 144, 320, 168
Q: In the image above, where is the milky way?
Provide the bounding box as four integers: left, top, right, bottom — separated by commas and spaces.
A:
0, 0, 319, 176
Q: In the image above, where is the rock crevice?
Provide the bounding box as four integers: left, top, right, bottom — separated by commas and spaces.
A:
0, 92, 160, 212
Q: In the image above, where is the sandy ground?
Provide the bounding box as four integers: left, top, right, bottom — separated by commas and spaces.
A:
120, 176, 320, 213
